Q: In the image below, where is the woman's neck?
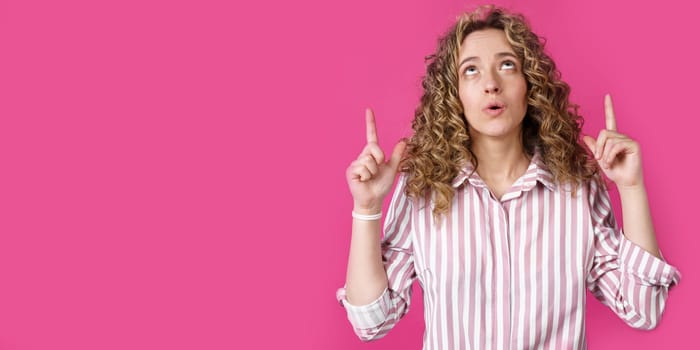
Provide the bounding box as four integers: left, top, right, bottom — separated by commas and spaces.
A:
471, 135, 530, 183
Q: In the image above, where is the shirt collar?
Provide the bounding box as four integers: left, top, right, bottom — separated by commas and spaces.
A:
451, 149, 556, 192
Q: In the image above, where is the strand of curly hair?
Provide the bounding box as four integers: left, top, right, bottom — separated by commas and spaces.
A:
400, 5, 599, 220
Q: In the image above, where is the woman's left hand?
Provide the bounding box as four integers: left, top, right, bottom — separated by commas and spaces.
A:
583, 94, 644, 188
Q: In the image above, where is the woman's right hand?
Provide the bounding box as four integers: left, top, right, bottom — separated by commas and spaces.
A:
346, 108, 407, 213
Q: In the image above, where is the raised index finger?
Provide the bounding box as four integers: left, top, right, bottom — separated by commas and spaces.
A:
365, 108, 379, 144
604, 94, 617, 131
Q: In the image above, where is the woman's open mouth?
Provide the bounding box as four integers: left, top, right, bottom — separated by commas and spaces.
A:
483, 102, 506, 116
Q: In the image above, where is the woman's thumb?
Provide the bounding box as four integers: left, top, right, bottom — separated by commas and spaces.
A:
582, 135, 596, 154
388, 140, 407, 170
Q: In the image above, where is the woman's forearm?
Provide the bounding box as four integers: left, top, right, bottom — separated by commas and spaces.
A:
618, 184, 662, 259
344, 205, 389, 305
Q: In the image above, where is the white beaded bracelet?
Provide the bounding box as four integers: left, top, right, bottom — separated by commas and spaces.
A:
352, 211, 382, 221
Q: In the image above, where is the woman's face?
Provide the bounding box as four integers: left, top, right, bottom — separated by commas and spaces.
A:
457, 28, 528, 143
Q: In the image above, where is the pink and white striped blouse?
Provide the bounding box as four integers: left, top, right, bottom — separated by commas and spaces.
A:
337, 152, 680, 350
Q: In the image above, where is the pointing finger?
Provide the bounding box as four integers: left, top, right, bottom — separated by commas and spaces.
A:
366, 108, 379, 144
605, 94, 617, 131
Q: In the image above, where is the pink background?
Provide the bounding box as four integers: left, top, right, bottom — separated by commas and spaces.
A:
0, 0, 696, 349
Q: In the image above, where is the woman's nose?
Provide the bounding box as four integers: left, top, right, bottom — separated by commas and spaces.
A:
483, 71, 501, 94
484, 79, 500, 94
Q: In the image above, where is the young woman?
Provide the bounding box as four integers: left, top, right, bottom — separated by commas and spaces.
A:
337, 6, 680, 350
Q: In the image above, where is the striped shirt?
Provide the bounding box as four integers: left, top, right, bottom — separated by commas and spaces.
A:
337, 152, 680, 349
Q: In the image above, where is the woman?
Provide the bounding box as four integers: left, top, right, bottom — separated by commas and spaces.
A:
337, 6, 680, 350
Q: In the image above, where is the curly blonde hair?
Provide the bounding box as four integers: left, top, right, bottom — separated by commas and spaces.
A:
402, 5, 598, 218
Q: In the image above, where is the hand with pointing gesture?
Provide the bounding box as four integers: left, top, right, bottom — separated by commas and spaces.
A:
346, 108, 407, 213
583, 94, 644, 188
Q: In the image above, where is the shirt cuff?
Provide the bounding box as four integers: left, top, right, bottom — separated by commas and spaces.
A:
336, 286, 391, 329
618, 232, 681, 288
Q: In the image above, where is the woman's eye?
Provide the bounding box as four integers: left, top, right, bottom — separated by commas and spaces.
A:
464, 66, 478, 76
501, 61, 516, 70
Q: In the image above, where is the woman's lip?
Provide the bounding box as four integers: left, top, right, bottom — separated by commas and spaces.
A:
483, 106, 506, 116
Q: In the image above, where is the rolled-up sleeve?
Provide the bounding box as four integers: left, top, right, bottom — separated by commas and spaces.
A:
586, 180, 681, 330
336, 173, 416, 341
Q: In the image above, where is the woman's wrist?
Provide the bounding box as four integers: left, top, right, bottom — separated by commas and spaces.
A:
353, 203, 382, 215
617, 181, 647, 197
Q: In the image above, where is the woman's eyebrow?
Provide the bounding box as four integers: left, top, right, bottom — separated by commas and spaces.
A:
458, 52, 518, 68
